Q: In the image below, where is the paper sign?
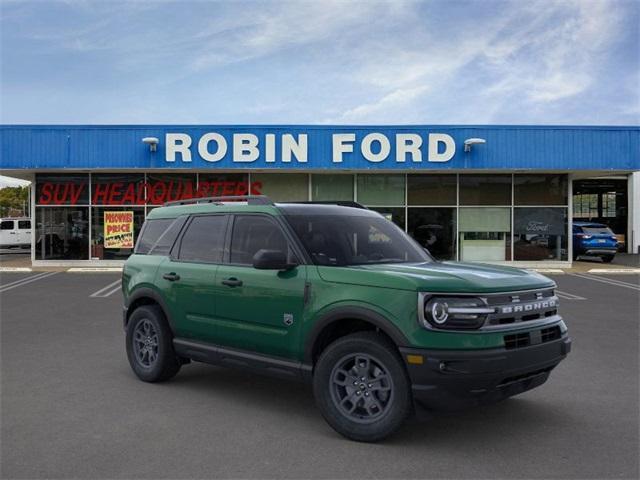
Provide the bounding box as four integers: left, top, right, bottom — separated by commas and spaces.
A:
104, 211, 134, 248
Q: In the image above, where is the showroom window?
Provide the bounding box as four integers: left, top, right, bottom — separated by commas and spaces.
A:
36, 174, 89, 205
514, 174, 568, 206
91, 173, 146, 206
35, 207, 89, 260
251, 173, 309, 202
90, 207, 145, 260
407, 174, 457, 206
146, 173, 197, 205
311, 174, 354, 201
357, 174, 405, 229
459, 174, 511, 205
459, 207, 511, 261
514, 208, 568, 261
198, 173, 253, 197
407, 208, 456, 260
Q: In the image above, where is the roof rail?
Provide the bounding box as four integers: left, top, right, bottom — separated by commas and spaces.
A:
288, 201, 368, 209
163, 195, 273, 207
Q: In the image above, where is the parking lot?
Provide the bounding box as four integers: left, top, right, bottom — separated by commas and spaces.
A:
1, 270, 638, 479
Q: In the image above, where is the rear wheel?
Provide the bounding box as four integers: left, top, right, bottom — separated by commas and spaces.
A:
126, 305, 181, 382
313, 332, 412, 442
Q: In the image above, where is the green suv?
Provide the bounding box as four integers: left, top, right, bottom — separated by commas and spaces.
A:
122, 195, 571, 442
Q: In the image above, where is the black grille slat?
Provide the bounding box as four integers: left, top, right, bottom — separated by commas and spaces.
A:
504, 332, 530, 350
504, 326, 562, 350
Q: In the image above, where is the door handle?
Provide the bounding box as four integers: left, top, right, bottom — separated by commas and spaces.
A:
221, 277, 243, 287
162, 272, 180, 281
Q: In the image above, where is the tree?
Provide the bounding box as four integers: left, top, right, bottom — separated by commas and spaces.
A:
0, 186, 29, 217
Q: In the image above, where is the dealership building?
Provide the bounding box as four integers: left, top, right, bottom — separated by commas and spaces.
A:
1, 125, 638, 267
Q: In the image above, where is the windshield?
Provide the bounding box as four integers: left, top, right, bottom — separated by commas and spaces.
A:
285, 214, 431, 266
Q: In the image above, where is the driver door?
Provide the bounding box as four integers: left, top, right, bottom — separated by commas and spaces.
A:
212, 214, 306, 359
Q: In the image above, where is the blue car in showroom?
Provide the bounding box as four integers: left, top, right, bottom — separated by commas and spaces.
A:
572, 222, 619, 262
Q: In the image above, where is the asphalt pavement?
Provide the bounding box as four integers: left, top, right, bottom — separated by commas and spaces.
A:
0, 270, 638, 479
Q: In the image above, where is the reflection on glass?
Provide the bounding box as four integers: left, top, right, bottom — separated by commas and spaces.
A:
407, 175, 456, 206
514, 174, 567, 205
407, 208, 456, 260
36, 207, 89, 259
311, 174, 354, 201
459, 175, 511, 205
251, 173, 309, 201
357, 175, 405, 206
514, 208, 567, 261
368, 207, 405, 230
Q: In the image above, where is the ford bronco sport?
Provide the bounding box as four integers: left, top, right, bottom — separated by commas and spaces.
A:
122, 195, 571, 442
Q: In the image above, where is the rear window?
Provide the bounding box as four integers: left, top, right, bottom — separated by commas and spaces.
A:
18, 220, 31, 229
1, 220, 14, 230
135, 218, 177, 254
582, 226, 614, 235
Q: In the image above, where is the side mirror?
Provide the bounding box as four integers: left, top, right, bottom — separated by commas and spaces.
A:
252, 249, 296, 271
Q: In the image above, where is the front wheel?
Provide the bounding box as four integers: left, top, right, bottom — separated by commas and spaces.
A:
601, 255, 615, 263
126, 305, 181, 382
313, 332, 412, 442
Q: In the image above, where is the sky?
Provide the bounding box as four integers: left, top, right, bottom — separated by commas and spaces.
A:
0, 0, 639, 126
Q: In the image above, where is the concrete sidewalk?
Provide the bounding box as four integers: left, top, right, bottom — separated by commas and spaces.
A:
2, 249, 639, 274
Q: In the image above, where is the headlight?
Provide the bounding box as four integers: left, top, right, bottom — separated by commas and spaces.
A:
421, 296, 494, 330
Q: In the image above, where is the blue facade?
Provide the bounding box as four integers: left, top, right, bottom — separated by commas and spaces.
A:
1, 125, 639, 171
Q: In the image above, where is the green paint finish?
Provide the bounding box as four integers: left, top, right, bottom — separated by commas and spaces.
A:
125, 201, 568, 365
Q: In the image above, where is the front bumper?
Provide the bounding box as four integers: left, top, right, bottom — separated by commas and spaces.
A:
400, 335, 571, 411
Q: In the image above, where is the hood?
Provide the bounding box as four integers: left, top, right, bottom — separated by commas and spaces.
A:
316, 261, 555, 293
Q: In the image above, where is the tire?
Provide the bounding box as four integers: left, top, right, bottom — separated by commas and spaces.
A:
126, 305, 181, 382
601, 255, 615, 263
313, 331, 412, 442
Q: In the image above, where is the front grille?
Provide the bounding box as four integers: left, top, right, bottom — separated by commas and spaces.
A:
541, 325, 562, 342
485, 289, 558, 327
504, 325, 562, 350
504, 332, 530, 349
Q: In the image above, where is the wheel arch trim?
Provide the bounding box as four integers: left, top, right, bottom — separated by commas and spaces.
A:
125, 287, 176, 334
304, 306, 409, 364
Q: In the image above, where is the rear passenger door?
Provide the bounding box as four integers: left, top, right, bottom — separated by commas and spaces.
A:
158, 214, 229, 342
18, 220, 31, 246
212, 214, 307, 359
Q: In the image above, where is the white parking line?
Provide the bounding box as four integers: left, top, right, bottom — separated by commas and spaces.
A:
569, 273, 640, 291
0, 272, 59, 293
555, 290, 586, 300
90, 279, 122, 298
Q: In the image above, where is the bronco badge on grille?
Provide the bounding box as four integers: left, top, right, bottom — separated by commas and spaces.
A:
500, 298, 557, 314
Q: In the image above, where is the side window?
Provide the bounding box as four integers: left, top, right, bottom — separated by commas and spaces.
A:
1, 220, 14, 230
178, 215, 227, 263
18, 220, 31, 229
135, 218, 174, 254
149, 216, 186, 256
230, 215, 289, 265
